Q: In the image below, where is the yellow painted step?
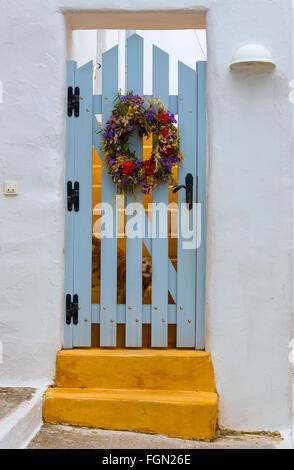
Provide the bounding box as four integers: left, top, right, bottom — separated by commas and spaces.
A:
55, 349, 216, 392
43, 387, 218, 441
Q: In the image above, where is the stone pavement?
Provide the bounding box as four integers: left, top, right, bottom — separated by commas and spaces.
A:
0, 388, 35, 420
28, 424, 282, 449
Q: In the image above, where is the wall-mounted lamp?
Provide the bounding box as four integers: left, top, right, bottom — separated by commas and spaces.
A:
230, 44, 276, 73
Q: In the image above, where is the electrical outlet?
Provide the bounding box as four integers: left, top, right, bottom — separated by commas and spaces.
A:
4, 181, 18, 196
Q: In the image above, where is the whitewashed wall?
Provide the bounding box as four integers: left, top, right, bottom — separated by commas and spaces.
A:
0, 0, 292, 435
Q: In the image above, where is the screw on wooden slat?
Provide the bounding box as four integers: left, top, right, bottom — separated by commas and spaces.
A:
136, 318, 139, 323
188, 320, 191, 324
84, 318, 88, 323
162, 319, 166, 323
180, 306, 183, 310
103, 306, 106, 311
110, 319, 114, 323
154, 306, 158, 311
128, 306, 132, 310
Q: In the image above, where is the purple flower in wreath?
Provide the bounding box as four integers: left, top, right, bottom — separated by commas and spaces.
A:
145, 107, 156, 123
168, 112, 177, 124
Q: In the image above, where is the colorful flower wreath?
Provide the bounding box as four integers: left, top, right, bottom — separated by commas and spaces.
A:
99, 91, 183, 195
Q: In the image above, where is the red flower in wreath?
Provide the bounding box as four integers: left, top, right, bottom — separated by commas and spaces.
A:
144, 159, 155, 176
158, 112, 170, 125
122, 162, 135, 176
161, 128, 169, 138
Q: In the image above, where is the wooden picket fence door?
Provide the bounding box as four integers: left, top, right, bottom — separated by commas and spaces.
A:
64, 34, 207, 350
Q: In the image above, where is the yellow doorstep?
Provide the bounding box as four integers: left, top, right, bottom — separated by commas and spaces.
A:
43, 387, 218, 442
55, 348, 216, 392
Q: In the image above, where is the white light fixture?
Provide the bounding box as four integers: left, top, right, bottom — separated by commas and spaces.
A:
230, 44, 276, 72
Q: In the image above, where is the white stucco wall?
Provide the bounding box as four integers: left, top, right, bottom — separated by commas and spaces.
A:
0, 0, 292, 434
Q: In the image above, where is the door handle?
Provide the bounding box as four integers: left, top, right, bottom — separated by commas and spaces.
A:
172, 173, 193, 210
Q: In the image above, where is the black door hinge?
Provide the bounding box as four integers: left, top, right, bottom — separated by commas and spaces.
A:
67, 181, 79, 212
67, 86, 80, 117
66, 294, 79, 325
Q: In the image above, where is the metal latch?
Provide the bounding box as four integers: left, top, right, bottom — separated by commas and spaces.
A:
172, 173, 194, 210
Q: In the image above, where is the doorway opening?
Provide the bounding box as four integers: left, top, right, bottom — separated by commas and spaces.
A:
65, 27, 207, 349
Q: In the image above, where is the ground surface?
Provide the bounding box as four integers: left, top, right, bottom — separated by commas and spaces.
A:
0, 387, 35, 420
28, 424, 282, 449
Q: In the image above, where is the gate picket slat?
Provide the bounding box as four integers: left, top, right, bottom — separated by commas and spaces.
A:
100, 45, 119, 347
125, 34, 144, 347
196, 61, 207, 350
73, 61, 93, 347
168, 95, 178, 115
93, 95, 102, 114
151, 46, 169, 347
177, 61, 197, 348
64, 60, 76, 349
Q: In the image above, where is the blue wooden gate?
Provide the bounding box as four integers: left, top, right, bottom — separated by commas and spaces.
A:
64, 34, 207, 349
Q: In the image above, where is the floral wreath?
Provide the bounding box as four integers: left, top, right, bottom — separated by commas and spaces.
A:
99, 91, 183, 195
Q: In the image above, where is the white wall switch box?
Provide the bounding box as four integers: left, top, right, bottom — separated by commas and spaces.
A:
4, 181, 18, 196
